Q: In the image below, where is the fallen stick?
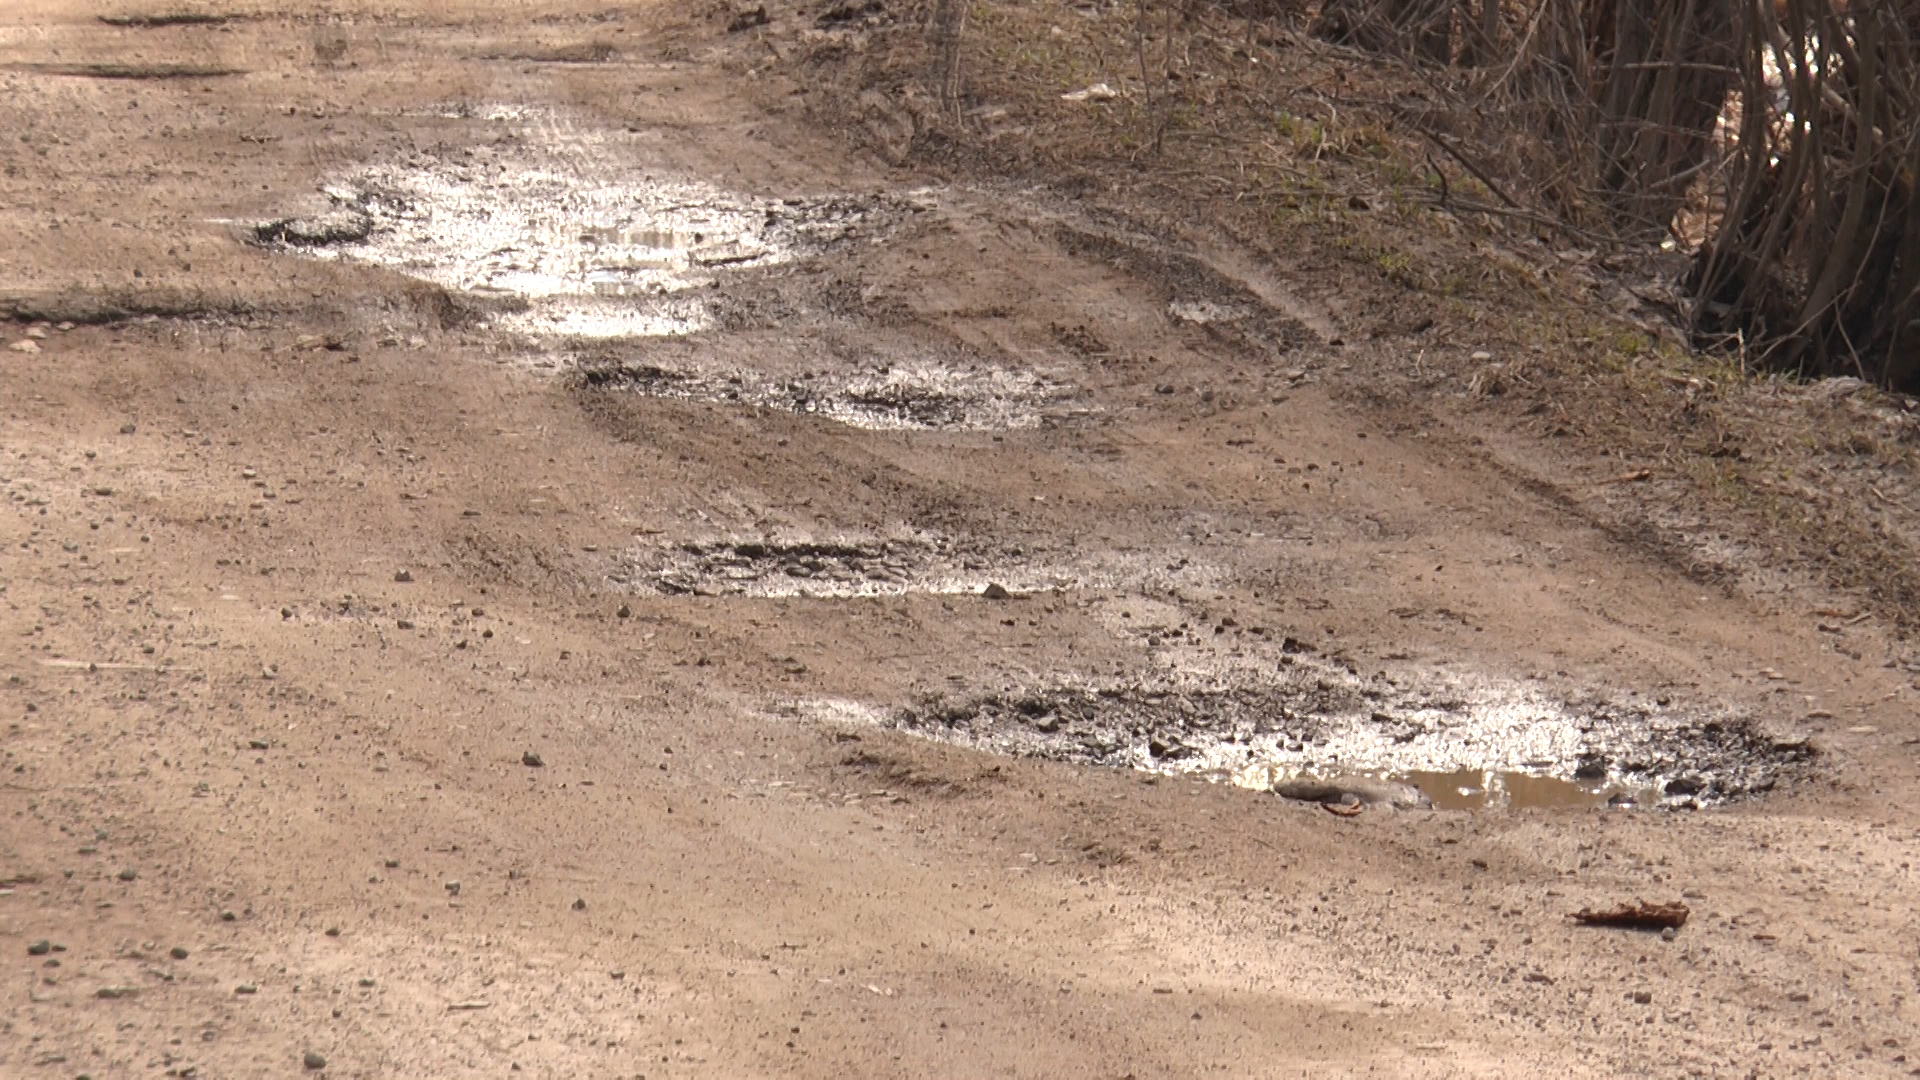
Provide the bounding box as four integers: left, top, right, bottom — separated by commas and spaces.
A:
1570, 900, 1689, 931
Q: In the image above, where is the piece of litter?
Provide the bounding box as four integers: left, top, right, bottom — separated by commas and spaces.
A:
1061, 83, 1117, 102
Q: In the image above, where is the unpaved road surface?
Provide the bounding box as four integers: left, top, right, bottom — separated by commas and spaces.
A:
3, 3, 1918, 1077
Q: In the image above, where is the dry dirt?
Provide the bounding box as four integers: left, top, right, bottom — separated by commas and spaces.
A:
2, 2, 1918, 1077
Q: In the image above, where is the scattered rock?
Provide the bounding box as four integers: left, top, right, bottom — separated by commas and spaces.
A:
358, 977, 375, 987
325, 926, 342, 937
119, 422, 137, 435
169, 946, 189, 960
445, 881, 461, 896
249, 739, 270, 750
571, 897, 587, 911
981, 582, 1012, 600
28, 939, 52, 956
522, 751, 545, 768
1272, 776, 1433, 810
96, 985, 138, 999
616, 603, 632, 618
394, 569, 414, 583
9, 339, 41, 354
235, 983, 258, 994
303, 1050, 328, 1070
220, 910, 237, 921
1631, 990, 1652, 1005
255, 209, 373, 247
117, 867, 137, 881
25, 325, 49, 339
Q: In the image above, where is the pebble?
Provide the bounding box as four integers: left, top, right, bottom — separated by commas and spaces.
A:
235, 983, 258, 994
981, 582, 1012, 600
220, 910, 237, 921
9, 339, 41, 354
28, 939, 52, 956
1631, 990, 1652, 1005
616, 603, 632, 618
358, 977, 375, 988
119, 423, 137, 435
96, 985, 137, 999
303, 1050, 327, 1070
170, 946, 189, 960
445, 880, 461, 895
571, 898, 587, 911
117, 867, 137, 881
394, 569, 414, 583
522, 751, 545, 768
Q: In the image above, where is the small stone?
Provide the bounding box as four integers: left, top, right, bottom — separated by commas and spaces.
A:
1471, 350, 1493, 360
981, 582, 1012, 600
394, 569, 414, 583
26, 325, 49, 339
117, 867, 137, 881
358, 977, 375, 987
1660, 926, 1678, 942
522, 751, 545, 768
119, 422, 137, 435
571, 897, 587, 911
445, 881, 461, 896
325, 926, 341, 937
610, 970, 625, 980
56, 321, 74, 332
395, 619, 414, 630
303, 1050, 327, 1070
27, 939, 51, 956
1631, 990, 1652, 1005
9, 339, 41, 354
384, 858, 399, 868
96, 985, 138, 999
249, 739, 270, 750
235, 983, 258, 994
616, 603, 632, 618
220, 910, 237, 922
170, 946, 189, 960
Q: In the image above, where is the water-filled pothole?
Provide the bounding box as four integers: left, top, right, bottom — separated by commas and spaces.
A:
612, 534, 1213, 599
884, 659, 1811, 809
578, 357, 1085, 431
252, 135, 904, 339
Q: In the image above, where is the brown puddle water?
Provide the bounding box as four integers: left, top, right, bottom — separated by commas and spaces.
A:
1401, 769, 1658, 811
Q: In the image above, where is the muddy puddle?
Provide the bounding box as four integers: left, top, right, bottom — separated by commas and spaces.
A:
577, 354, 1085, 431
875, 649, 1812, 809
251, 120, 907, 339
612, 533, 1214, 599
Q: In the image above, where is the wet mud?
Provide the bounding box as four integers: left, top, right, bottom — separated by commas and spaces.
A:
887, 658, 1814, 809
614, 534, 1209, 599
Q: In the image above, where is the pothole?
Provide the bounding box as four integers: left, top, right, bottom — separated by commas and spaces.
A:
578, 356, 1085, 431
881, 655, 1812, 809
613, 533, 1212, 599
252, 135, 903, 339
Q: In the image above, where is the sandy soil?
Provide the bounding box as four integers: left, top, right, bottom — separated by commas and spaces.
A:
3, 3, 1917, 1077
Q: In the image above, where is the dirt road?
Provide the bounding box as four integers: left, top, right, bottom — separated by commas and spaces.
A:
3, 3, 1916, 1076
